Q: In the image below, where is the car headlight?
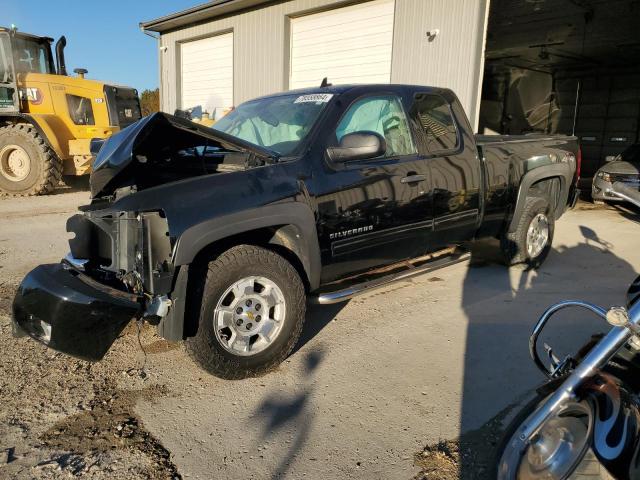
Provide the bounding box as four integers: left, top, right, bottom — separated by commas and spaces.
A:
66, 94, 95, 125
597, 171, 612, 182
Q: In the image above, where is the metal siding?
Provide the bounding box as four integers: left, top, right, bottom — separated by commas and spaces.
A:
159, 0, 488, 127
391, 0, 489, 130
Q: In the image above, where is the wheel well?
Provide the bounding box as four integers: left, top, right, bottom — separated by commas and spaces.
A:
528, 176, 562, 216
181, 226, 311, 338
1, 116, 38, 131
0, 115, 26, 127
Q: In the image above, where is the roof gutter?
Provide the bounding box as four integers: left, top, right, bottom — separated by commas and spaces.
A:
140, 0, 272, 34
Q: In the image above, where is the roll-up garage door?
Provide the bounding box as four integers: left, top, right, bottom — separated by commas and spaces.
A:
180, 32, 233, 115
289, 0, 395, 89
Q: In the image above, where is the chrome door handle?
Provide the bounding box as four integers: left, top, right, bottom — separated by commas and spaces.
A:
400, 174, 426, 184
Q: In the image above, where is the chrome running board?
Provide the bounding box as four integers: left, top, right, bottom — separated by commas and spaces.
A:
311, 248, 470, 305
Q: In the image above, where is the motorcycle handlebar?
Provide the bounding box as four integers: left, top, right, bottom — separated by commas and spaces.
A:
609, 182, 640, 208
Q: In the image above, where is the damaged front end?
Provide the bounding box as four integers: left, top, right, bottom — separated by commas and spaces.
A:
12, 208, 173, 361
12, 112, 275, 361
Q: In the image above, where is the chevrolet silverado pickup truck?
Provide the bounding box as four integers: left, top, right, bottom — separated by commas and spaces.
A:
12, 84, 580, 379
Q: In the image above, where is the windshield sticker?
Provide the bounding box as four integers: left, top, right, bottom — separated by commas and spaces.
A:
294, 94, 333, 104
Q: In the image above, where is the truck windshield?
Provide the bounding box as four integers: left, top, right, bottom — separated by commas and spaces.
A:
212, 93, 332, 155
12, 36, 54, 74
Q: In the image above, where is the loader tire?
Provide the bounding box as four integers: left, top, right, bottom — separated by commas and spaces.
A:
186, 245, 306, 380
0, 123, 62, 196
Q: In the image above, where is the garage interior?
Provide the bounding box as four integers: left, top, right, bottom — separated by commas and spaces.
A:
480, 0, 640, 181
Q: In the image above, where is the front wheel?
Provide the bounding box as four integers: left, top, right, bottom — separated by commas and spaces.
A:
495, 389, 612, 480
501, 197, 555, 267
0, 124, 62, 196
186, 245, 306, 379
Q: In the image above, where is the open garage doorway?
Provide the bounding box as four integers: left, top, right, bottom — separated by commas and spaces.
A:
480, 0, 640, 181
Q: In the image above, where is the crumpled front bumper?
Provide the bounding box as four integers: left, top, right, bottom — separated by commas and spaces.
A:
12, 263, 142, 361
592, 176, 640, 202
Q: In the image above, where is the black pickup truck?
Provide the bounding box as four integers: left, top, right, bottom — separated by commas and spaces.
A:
12, 84, 580, 379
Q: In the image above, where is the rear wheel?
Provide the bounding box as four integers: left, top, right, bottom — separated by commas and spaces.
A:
0, 124, 61, 196
501, 197, 554, 267
186, 245, 306, 379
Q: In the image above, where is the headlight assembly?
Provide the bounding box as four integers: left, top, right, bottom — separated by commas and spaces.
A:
597, 171, 612, 183
498, 399, 593, 480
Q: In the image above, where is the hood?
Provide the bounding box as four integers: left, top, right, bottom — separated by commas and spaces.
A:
600, 160, 640, 176
90, 112, 278, 198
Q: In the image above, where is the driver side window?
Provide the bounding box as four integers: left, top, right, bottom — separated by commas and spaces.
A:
336, 95, 416, 157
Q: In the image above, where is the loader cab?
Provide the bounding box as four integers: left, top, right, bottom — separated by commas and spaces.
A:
0, 28, 56, 113
0, 31, 18, 113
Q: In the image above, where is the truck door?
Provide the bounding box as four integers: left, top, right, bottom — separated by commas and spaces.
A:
409, 92, 481, 250
315, 93, 433, 282
0, 32, 18, 113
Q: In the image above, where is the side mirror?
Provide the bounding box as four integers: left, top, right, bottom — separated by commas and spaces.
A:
327, 131, 386, 162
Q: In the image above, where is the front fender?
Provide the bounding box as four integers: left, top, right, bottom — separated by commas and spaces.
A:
581, 372, 640, 480
172, 202, 321, 291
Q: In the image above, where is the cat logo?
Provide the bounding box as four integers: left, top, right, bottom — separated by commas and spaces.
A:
19, 87, 43, 105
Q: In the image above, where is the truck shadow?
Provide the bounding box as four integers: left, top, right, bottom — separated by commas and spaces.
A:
453, 230, 638, 478
252, 347, 325, 479
292, 302, 347, 354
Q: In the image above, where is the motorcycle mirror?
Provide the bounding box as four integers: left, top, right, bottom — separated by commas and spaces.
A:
606, 306, 629, 327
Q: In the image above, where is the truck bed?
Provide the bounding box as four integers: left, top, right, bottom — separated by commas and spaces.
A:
475, 133, 576, 146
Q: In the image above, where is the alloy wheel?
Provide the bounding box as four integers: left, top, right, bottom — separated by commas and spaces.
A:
213, 276, 287, 356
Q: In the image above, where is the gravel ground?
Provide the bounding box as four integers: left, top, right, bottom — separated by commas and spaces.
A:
0, 190, 181, 479
0, 191, 639, 479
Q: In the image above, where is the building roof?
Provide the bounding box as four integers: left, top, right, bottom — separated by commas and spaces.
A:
140, 0, 272, 33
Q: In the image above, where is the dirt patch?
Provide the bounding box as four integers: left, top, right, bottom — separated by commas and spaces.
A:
413, 402, 518, 480
41, 384, 178, 479
143, 339, 181, 355
413, 440, 460, 480
575, 201, 608, 211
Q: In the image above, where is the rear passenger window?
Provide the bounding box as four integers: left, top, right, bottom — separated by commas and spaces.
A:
414, 94, 459, 154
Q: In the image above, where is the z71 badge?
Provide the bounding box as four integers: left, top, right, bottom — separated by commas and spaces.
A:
330, 225, 373, 240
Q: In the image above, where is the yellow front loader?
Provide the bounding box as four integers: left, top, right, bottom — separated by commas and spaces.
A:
0, 26, 141, 195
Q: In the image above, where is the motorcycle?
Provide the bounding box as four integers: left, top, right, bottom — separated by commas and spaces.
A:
496, 182, 640, 480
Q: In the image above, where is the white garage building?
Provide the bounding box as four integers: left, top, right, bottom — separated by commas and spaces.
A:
142, 0, 640, 177
141, 0, 489, 128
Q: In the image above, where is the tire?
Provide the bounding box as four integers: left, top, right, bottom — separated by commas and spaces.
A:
0, 124, 62, 196
501, 196, 554, 267
186, 245, 306, 379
